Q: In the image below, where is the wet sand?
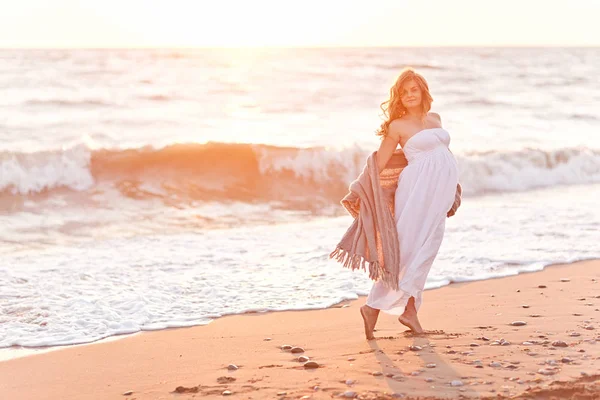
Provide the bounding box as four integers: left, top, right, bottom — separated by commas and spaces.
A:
0, 259, 598, 399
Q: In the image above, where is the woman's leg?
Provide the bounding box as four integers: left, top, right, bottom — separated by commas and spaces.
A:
398, 296, 424, 333
360, 304, 380, 340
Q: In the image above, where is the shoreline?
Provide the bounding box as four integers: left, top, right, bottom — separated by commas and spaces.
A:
1, 257, 599, 363
1, 259, 599, 399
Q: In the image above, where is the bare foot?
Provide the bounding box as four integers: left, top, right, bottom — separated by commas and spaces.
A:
360, 305, 379, 340
398, 312, 424, 334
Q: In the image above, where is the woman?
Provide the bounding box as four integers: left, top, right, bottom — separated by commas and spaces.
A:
360, 68, 460, 338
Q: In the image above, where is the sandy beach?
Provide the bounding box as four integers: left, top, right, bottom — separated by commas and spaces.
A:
1, 259, 598, 400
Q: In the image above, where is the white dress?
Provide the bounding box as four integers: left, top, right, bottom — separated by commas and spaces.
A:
366, 128, 459, 314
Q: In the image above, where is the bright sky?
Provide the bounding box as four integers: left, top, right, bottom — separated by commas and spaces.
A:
1, 0, 599, 48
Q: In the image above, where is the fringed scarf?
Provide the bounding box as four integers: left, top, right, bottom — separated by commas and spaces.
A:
329, 149, 462, 290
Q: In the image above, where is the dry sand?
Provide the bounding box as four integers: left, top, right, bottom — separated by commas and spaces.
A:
0, 259, 599, 399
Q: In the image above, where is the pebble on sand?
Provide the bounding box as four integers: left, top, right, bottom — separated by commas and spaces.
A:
298, 356, 310, 362
291, 347, 305, 354
122, 391, 133, 396
522, 305, 530, 308
222, 390, 233, 396
552, 340, 568, 347
372, 371, 383, 376
281, 345, 293, 351
426, 363, 436, 368
409, 345, 422, 351
538, 285, 547, 288
537, 368, 558, 376
450, 380, 463, 387
227, 364, 238, 370
340, 391, 357, 398
510, 321, 527, 326
304, 361, 320, 369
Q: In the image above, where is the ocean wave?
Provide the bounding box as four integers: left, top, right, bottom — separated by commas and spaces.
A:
461, 98, 514, 107
24, 98, 114, 108
458, 147, 600, 195
568, 113, 598, 121
139, 94, 172, 102
1, 142, 600, 206
375, 63, 444, 71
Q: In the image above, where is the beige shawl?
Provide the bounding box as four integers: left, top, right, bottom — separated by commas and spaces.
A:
329, 149, 462, 290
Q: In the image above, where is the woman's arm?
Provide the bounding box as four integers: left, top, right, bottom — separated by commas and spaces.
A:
376, 123, 401, 172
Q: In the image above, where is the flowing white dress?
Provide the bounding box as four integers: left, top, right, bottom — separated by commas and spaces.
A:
366, 127, 459, 315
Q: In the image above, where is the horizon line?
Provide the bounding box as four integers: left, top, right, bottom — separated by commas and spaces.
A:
1, 44, 599, 50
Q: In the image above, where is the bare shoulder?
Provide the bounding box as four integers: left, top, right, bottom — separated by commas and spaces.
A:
386, 119, 405, 140
428, 112, 442, 125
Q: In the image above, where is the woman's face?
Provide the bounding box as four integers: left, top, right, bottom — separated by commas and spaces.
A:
399, 79, 422, 109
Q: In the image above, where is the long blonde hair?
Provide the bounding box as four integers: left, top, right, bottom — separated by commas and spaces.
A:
376, 68, 433, 137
